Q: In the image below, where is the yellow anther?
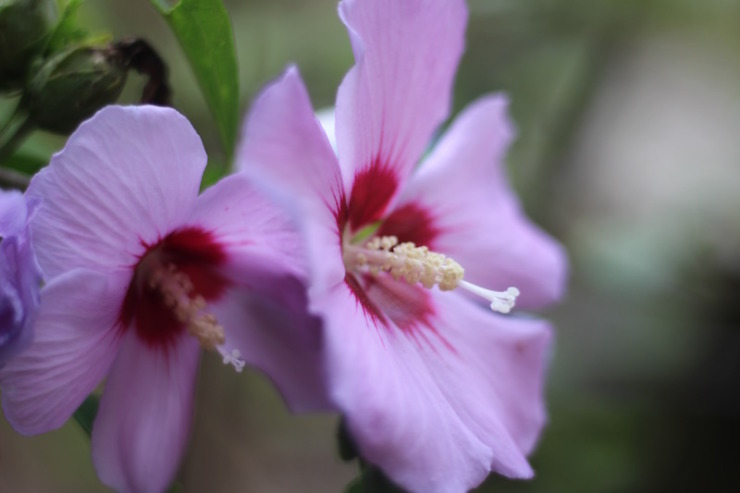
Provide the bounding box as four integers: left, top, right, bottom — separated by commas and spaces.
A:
344, 236, 464, 291
149, 263, 226, 350
187, 310, 225, 350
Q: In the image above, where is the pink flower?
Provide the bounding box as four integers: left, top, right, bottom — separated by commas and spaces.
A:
237, 0, 567, 491
0, 190, 41, 365
0, 106, 327, 493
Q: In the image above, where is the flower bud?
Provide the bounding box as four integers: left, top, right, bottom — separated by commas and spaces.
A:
23, 44, 127, 134
0, 0, 59, 91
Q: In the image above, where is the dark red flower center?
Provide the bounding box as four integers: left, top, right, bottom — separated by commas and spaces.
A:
347, 158, 399, 231
342, 191, 444, 339
118, 227, 229, 350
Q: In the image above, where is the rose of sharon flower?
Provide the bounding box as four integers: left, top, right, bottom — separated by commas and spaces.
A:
0, 106, 327, 493
237, 0, 567, 491
0, 190, 42, 366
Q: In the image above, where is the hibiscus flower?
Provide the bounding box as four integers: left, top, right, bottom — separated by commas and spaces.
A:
0, 189, 41, 365
237, 0, 567, 491
0, 105, 327, 493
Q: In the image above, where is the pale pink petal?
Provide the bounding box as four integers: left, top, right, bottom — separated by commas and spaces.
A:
210, 254, 329, 412
237, 67, 345, 293
27, 105, 206, 278
335, 0, 467, 228
0, 269, 126, 435
188, 173, 305, 277
426, 291, 552, 462
385, 95, 568, 308
315, 282, 498, 493
92, 331, 200, 493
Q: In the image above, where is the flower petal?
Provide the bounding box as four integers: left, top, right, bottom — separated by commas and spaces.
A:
91, 331, 200, 493
335, 0, 468, 227
386, 95, 568, 308
188, 172, 305, 277
426, 292, 553, 462
27, 105, 206, 279
0, 266, 26, 363
0, 189, 26, 237
0, 190, 41, 364
0, 236, 38, 364
210, 254, 330, 412
237, 67, 345, 293
316, 283, 496, 493
0, 269, 125, 434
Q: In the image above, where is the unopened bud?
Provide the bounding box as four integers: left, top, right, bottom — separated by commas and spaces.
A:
0, 0, 59, 92
22, 44, 127, 134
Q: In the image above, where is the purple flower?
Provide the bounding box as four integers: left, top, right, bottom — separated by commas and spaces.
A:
0, 105, 327, 493
0, 190, 42, 366
237, 0, 567, 491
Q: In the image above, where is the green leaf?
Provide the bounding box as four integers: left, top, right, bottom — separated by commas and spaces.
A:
344, 465, 409, 493
2, 148, 48, 174
72, 393, 99, 438
200, 159, 228, 190
150, 0, 239, 160
47, 0, 97, 54
344, 479, 363, 493
337, 418, 359, 462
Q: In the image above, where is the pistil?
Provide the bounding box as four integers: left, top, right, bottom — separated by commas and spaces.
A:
344, 235, 520, 314
458, 282, 520, 314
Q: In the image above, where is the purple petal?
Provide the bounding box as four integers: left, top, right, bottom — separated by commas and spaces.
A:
210, 253, 330, 412
388, 95, 568, 308
315, 283, 498, 493
0, 270, 125, 434
336, 0, 467, 227
92, 331, 200, 493
0, 190, 41, 364
0, 237, 38, 364
0, 272, 25, 361
426, 292, 552, 463
237, 67, 346, 293
0, 189, 27, 236
188, 172, 305, 277
27, 105, 206, 279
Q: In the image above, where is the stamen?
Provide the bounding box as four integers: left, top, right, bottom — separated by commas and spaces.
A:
458, 281, 520, 314
344, 235, 520, 314
148, 263, 244, 370
345, 236, 465, 291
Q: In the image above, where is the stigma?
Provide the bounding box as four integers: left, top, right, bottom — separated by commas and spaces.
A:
344, 235, 520, 314
148, 263, 245, 371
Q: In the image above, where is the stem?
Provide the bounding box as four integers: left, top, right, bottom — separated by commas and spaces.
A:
0, 167, 31, 190
0, 115, 34, 164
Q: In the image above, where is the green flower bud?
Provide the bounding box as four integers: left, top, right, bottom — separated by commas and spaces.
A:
0, 0, 59, 91
23, 44, 127, 134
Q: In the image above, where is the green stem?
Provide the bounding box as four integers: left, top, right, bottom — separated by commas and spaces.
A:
0, 115, 35, 165
0, 167, 31, 190
0, 102, 24, 142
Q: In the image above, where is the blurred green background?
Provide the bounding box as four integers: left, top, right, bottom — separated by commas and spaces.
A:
3, 0, 740, 491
